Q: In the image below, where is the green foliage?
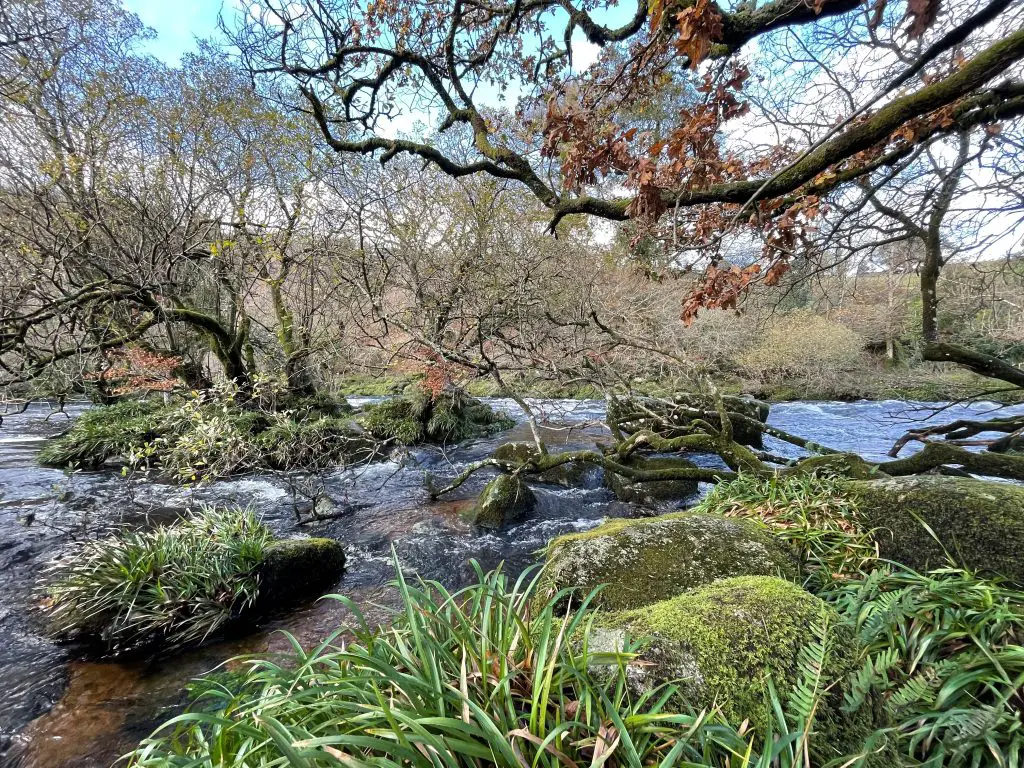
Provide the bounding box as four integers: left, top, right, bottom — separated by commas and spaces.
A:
42, 506, 272, 654
38, 399, 172, 469
38, 383, 373, 481
361, 385, 514, 445
127, 558, 723, 766
826, 566, 1024, 767
127, 557, 898, 767
693, 472, 877, 586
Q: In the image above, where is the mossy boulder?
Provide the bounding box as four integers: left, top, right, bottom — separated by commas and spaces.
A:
539, 512, 796, 610
467, 474, 535, 529
848, 475, 1024, 582
362, 386, 514, 445
590, 576, 880, 762
494, 441, 539, 464
786, 452, 878, 480
255, 538, 346, 607
605, 455, 699, 506
609, 393, 769, 447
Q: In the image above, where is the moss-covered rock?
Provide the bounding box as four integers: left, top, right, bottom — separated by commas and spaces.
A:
590, 576, 880, 762
609, 393, 770, 447
604, 455, 700, 506
786, 452, 879, 480
467, 474, 535, 529
539, 512, 796, 611
493, 441, 539, 464
848, 475, 1024, 582
256, 538, 346, 607
362, 386, 514, 445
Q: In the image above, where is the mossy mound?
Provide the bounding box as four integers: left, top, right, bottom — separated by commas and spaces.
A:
42, 509, 345, 656
38, 399, 171, 469
255, 538, 346, 608
608, 393, 769, 447
591, 576, 880, 762
849, 475, 1024, 582
362, 385, 514, 446
540, 512, 796, 610
467, 474, 535, 529
604, 455, 699, 506
38, 395, 372, 479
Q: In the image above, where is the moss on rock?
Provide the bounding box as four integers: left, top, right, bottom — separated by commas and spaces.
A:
786, 452, 879, 480
539, 512, 796, 610
362, 386, 514, 445
256, 538, 346, 608
591, 576, 880, 762
848, 475, 1024, 582
467, 474, 535, 529
493, 441, 539, 464
605, 455, 700, 506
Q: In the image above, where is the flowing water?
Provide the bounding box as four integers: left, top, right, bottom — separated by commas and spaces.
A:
1, 396, 1021, 767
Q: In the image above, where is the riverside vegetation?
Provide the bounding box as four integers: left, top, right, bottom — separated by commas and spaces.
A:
97, 467, 1023, 768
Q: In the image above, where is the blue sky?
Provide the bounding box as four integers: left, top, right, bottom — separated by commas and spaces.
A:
122, 0, 224, 63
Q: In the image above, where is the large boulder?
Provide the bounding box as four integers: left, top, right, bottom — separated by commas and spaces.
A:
589, 576, 881, 762
539, 512, 796, 610
256, 538, 347, 607
604, 455, 700, 506
608, 393, 770, 448
468, 474, 535, 529
848, 475, 1024, 582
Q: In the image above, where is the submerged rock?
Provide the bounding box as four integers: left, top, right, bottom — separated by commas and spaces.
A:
608, 393, 770, 447
468, 474, 535, 529
539, 512, 796, 610
589, 576, 880, 762
849, 475, 1024, 582
604, 455, 700, 506
256, 538, 347, 607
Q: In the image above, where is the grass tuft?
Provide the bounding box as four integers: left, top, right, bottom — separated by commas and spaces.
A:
693, 472, 878, 586
42, 506, 272, 654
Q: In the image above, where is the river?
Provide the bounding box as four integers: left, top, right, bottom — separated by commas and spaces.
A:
0, 396, 1020, 767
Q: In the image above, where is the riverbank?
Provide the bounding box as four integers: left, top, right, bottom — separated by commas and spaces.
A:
335, 368, 1024, 404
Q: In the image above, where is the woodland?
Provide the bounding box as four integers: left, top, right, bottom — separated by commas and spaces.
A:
2, 0, 1024, 766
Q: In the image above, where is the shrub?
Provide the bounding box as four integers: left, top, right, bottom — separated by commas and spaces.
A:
693, 472, 877, 586
42, 506, 272, 653
827, 566, 1024, 767
739, 311, 866, 393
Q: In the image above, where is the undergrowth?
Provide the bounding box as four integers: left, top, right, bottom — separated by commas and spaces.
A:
127, 557, 885, 768
693, 472, 878, 586
827, 566, 1024, 767
37, 382, 376, 481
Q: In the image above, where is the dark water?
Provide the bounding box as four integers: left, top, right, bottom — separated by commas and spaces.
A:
0, 396, 1020, 767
